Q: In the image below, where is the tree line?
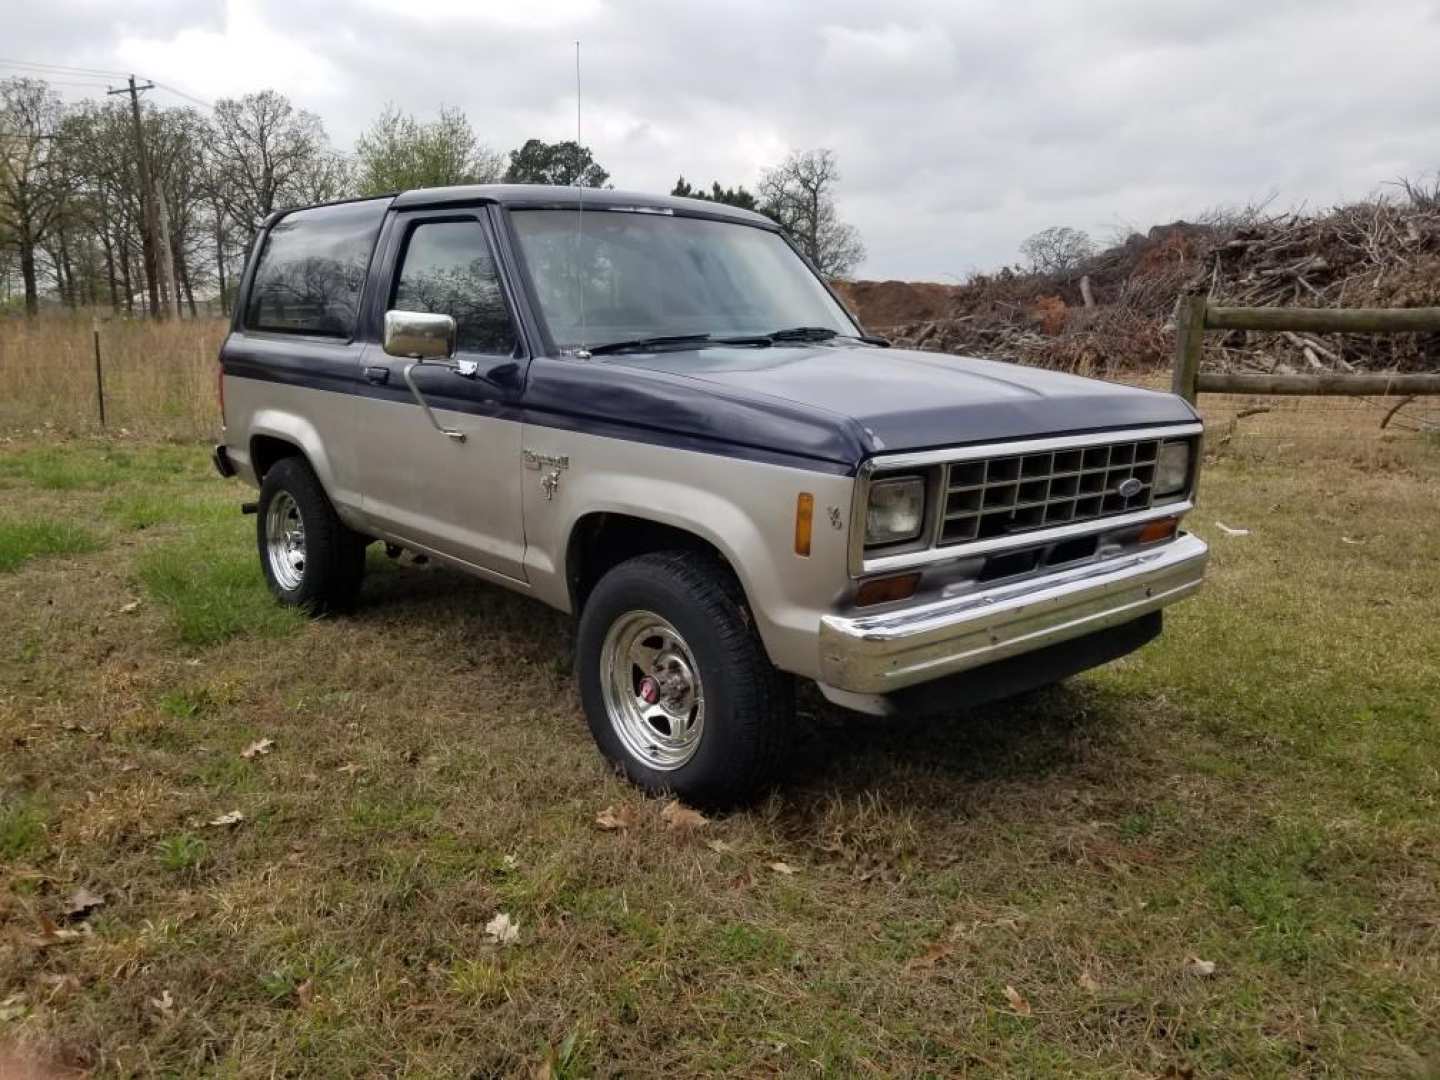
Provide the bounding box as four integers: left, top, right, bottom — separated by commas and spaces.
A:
0, 76, 866, 317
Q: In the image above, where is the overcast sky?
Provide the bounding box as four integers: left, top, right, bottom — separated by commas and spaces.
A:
9, 0, 1440, 280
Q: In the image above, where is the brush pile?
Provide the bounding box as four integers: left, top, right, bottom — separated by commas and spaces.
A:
840, 181, 1440, 376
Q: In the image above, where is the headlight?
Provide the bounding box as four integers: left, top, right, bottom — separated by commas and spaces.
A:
865, 476, 925, 545
1155, 441, 1191, 497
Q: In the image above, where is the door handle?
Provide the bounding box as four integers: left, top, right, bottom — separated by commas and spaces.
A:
364, 366, 390, 385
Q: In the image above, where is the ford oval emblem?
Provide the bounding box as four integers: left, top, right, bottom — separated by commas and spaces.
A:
1117, 477, 1143, 498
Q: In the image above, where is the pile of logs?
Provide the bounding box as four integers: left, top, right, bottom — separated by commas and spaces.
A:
879, 188, 1440, 376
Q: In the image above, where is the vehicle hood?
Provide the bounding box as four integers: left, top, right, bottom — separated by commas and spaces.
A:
604, 344, 1198, 456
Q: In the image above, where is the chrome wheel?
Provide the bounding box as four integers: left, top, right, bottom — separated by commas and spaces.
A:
264, 490, 306, 591
600, 610, 705, 771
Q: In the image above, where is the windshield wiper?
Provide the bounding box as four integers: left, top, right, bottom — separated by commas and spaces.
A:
763, 326, 891, 346
578, 327, 888, 356
582, 334, 714, 356
767, 326, 839, 342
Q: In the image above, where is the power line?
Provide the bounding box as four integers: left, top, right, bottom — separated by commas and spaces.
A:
25, 79, 115, 91
151, 82, 214, 110
0, 57, 131, 79
0, 58, 215, 110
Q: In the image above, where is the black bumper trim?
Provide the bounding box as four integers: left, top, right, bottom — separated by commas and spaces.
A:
212, 444, 236, 479
886, 611, 1163, 717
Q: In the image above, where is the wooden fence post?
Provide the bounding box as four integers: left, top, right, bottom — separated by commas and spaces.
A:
1171, 294, 1208, 405
93, 325, 106, 428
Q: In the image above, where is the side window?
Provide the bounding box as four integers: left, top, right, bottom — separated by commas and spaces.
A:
392, 221, 517, 355
246, 201, 384, 338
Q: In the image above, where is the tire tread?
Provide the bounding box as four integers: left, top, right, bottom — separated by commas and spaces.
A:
257, 456, 366, 613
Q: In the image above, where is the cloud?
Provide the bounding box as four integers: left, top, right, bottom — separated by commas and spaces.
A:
113, 0, 341, 101
9, 0, 1440, 278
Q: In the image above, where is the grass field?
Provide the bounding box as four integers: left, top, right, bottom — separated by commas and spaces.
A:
1, 408, 1438, 1077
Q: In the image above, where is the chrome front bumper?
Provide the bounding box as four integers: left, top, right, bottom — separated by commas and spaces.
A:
818, 533, 1208, 695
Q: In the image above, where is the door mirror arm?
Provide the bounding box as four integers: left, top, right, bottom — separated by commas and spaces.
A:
401, 358, 467, 443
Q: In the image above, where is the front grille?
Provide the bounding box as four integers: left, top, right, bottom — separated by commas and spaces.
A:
940, 438, 1161, 546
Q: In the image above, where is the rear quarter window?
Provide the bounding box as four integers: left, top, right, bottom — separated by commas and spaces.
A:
245, 201, 388, 338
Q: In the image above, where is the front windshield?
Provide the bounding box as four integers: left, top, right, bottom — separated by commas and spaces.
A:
508, 209, 857, 351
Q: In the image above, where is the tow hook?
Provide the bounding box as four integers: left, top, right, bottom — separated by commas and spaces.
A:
240, 501, 257, 515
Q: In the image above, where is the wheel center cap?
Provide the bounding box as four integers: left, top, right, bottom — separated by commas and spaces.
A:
638, 676, 660, 705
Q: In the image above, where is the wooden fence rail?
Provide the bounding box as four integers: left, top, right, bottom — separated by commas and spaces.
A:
1171, 296, 1440, 404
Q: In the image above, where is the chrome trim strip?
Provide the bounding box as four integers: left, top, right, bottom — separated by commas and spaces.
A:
849, 423, 1202, 576
821, 533, 1208, 694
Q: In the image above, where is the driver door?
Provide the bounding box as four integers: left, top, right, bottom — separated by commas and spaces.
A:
352, 211, 528, 583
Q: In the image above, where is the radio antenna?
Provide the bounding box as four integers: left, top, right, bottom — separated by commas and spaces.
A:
574, 39, 590, 359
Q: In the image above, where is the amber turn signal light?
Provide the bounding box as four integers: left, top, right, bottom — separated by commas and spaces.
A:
794, 493, 814, 556
1138, 517, 1179, 545
855, 572, 921, 607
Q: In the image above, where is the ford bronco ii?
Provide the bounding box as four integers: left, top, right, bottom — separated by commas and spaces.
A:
214, 185, 1208, 804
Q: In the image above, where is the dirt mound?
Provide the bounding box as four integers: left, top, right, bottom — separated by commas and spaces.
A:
832, 280, 966, 328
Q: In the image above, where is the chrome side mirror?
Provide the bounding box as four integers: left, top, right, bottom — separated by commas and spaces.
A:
383, 310, 456, 360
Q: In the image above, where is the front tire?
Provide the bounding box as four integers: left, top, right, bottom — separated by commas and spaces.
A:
256, 456, 367, 613
576, 552, 793, 806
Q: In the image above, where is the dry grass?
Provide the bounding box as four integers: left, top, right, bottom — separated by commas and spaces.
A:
0, 315, 226, 441
1, 399, 1438, 1076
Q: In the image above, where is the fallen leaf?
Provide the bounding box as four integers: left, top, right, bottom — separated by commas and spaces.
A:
208, 810, 244, 827
767, 861, 799, 875
501, 854, 518, 870
295, 978, 314, 1008
1214, 521, 1250, 537
660, 801, 709, 831
149, 989, 174, 1014
1003, 984, 1032, 1016
1184, 955, 1217, 977
705, 839, 735, 854
1078, 971, 1101, 993
485, 912, 520, 946
118, 600, 141, 614
0, 993, 26, 1021
905, 942, 952, 972
27, 915, 89, 948
595, 804, 639, 831
63, 886, 105, 920
1340, 536, 1366, 545
240, 738, 275, 759
336, 762, 365, 776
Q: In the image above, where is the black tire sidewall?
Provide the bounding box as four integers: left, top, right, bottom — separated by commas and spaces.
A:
576, 555, 780, 803
256, 457, 363, 612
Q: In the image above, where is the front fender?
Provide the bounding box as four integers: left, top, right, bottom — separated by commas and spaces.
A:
521, 429, 855, 679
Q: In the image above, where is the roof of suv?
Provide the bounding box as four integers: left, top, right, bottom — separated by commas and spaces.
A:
390, 183, 776, 227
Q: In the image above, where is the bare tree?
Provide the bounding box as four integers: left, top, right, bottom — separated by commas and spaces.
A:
0, 78, 74, 313
208, 90, 338, 237
355, 104, 502, 195
757, 148, 865, 279
1020, 226, 1096, 275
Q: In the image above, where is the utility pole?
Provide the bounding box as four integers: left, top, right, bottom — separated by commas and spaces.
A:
109, 76, 179, 318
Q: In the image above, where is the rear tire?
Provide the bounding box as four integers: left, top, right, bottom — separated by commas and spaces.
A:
576, 552, 793, 807
256, 456, 367, 613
